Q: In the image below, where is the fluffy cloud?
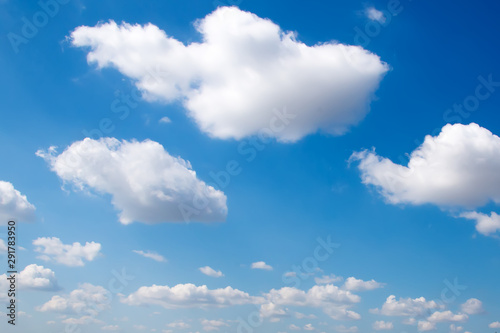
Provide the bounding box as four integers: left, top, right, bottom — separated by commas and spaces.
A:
459, 212, 500, 236
33, 237, 101, 267
199, 266, 224, 278
342, 277, 384, 291
0, 264, 59, 300
460, 298, 483, 315
18, 264, 60, 291
0, 239, 6, 252
133, 250, 167, 262
372, 295, 441, 317
38, 283, 111, 316
265, 284, 361, 320
417, 321, 436, 331
352, 123, 500, 207
122, 283, 263, 309
427, 311, 468, 323
489, 321, 500, 328
373, 320, 394, 330
260, 302, 288, 320
71, 6, 388, 142
0, 180, 35, 223
37, 138, 227, 224
251, 261, 273, 270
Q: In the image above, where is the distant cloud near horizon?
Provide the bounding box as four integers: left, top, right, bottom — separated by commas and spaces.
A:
251, 261, 273, 270
133, 250, 167, 262
199, 266, 224, 278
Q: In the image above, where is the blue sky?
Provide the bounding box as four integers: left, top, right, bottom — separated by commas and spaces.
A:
1, 0, 500, 332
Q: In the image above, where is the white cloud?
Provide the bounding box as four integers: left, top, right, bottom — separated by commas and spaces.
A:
303, 323, 315, 331
460, 298, 483, 315
1, 264, 60, 294
351, 123, 500, 207
0, 239, 6, 252
372, 295, 441, 317
133, 250, 167, 262
373, 321, 394, 330
122, 283, 263, 309
18, 264, 60, 291
289, 324, 301, 330
459, 212, 500, 236
38, 283, 111, 316
159, 116, 171, 124
342, 277, 384, 291
71, 7, 388, 142
0, 180, 36, 223
33, 237, 101, 267
167, 320, 191, 329
260, 302, 288, 320
315, 274, 342, 284
251, 261, 273, 270
201, 319, 229, 331
365, 7, 386, 23
37, 138, 227, 224
199, 266, 224, 278
427, 311, 468, 323
489, 321, 500, 328
265, 284, 361, 320
418, 321, 436, 331
335, 325, 358, 333
102, 325, 120, 331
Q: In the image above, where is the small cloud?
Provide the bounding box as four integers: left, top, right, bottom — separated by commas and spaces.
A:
251, 261, 273, 270
489, 321, 500, 329
133, 250, 167, 263
365, 7, 386, 23
199, 266, 224, 278
159, 116, 171, 124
